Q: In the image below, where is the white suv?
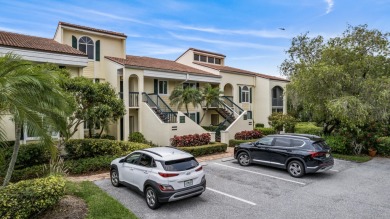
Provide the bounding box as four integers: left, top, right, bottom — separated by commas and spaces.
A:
110, 147, 206, 209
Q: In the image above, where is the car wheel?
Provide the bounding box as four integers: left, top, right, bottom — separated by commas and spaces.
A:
145, 187, 160, 210
287, 160, 305, 178
237, 152, 251, 166
110, 168, 120, 187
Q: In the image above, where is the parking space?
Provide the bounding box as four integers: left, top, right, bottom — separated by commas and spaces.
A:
95, 157, 390, 219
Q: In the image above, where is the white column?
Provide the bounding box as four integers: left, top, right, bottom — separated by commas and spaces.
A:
137, 73, 144, 133
123, 69, 130, 140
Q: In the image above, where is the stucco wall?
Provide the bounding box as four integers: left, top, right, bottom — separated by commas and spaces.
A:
220, 112, 253, 144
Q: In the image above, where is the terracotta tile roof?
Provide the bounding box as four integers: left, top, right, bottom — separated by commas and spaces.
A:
0, 30, 87, 56
194, 62, 289, 82
59, 22, 127, 38
106, 55, 221, 78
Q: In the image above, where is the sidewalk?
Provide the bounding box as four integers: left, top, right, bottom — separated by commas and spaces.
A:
67, 147, 234, 182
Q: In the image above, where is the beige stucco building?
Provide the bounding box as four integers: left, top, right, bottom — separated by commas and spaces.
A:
0, 22, 288, 145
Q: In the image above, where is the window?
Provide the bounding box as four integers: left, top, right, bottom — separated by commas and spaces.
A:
185, 113, 197, 123
247, 111, 252, 120
139, 154, 154, 167
200, 55, 207, 62
78, 36, 94, 59
256, 137, 274, 146
215, 58, 221, 64
208, 57, 214, 63
291, 139, 305, 147
274, 138, 291, 147
272, 86, 284, 112
194, 54, 199, 61
158, 80, 168, 94
163, 157, 199, 171
183, 82, 196, 89
125, 153, 141, 164
241, 86, 250, 103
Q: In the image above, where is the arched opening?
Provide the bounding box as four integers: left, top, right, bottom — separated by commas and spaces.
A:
78, 36, 94, 59
128, 74, 139, 107
223, 83, 233, 97
272, 86, 284, 113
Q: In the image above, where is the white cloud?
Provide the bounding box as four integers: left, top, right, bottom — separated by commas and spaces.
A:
128, 43, 186, 55
83, 10, 151, 25
325, 0, 334, 14
169, 32, 284, 51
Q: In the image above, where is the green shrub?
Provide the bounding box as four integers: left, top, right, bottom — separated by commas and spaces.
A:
128, 132, 146, 143
179, 143, 227, 157
91, 134, 116, 140
255, 123, 264, 128
0, 176, 65, 219
64, 139, 150, 159
202, 126, 219, 132
65, 155, 117, 174
377, 137, 390, 156
255, 127, 276, 135
323, 135, 351, 154
295, 122, 323, 136
229, 139, 256, 147
1, 143, 55, 170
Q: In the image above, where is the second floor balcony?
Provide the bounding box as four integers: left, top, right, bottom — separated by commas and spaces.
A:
119, 92, 139, 107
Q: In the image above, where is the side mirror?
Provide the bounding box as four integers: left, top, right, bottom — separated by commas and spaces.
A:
119, 158, 125, 163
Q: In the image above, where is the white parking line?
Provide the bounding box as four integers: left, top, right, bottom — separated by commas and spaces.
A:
330, 169, 339, 172
213, 163, 306, 186
207, 187, 256, 206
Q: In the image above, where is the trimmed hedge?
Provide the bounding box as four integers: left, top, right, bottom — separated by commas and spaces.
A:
202, 126, 219, 132
65, 155, 117, 174
180, 143, 227, 157
1, 143, 55, 170
295, 122, 323, 136
128, 132, 146, 143
323, 135, 351, 154
229, 139, 257, 147
0, 176, 65, 219
255, 123, 265, 128
377, 137, 390, 156
171, 133, 211, 147
255, 127, 276, 135
234, 130, 262, 140
64, 139, 150, 159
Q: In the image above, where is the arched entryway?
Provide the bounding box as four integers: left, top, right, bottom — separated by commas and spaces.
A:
223, 83, 233, 107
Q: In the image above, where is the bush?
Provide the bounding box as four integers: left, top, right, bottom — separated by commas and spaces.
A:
255, 127, 276, 135
268, 113, 297, 132
234, 130, 262, 140
202, 126, 219, 132
377, 137, 390, 156
295, 122, 323, 135
65, 155, 117, 174
64, 139, 150, 159
229, 139, 257, 147
179, 143, 227, 157
128, 132, 146, 143
171, 133, 211, 147
1, 143, 55, 170
0, 176, 65, 219
323, 135, 351, 154
91, 134, 116, 140
255, 123, 264, 128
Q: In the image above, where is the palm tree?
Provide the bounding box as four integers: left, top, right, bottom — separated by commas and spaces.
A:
200, 83, 223, 123
0, 53, 72, 187
169, 86, 202, 115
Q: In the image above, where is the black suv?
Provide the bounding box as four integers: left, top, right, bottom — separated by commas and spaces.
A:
234, 134, 334, 177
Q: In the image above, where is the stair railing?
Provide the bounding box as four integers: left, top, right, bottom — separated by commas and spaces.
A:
142, 92, 177, 123
221, 96, 244, 116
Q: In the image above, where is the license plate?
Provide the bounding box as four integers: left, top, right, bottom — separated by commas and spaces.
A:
184, 179, 193, 187
326, 153, 330, 158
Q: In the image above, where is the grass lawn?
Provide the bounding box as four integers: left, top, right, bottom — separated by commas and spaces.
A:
333, 153, 372, 163
65, 181, 138, 219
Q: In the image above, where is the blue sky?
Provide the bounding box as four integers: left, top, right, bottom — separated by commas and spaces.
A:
0, 0, 389, 76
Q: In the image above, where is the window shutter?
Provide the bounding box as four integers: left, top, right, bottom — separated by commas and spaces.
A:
239, 86, 242, 103
249, 87, 252, 103
154, 79, 158, 94
196, 112, 200, 124
95, 40, 100, 61
72, 36, 77, 49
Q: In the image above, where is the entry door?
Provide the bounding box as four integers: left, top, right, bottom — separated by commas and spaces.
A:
129, 116, 135, 134
211, 114, 219, 126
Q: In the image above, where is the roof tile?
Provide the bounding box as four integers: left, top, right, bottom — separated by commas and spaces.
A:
0, 30, 86, 56
59, 22, 127, 38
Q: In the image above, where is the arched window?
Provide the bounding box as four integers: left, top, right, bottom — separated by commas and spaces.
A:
272, 86, 283, 112
241, 86, 249, 103
78, 36, 94, 59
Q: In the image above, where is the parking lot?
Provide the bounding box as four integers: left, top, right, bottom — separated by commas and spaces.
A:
95, 157, 390, 219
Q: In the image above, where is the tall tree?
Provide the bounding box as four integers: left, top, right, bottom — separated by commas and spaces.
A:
199, 83, 223, 123
61, 77, 125, 138
281, 25, 390, 152
0, 54, 72, 187
169, 86, 202, 115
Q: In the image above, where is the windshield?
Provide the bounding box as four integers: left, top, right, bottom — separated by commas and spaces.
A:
313, 141, 331, 151
163, 157, 198, 171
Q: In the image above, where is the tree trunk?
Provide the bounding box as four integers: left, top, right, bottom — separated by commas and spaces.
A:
199, 108, 208, 124
98, 123, 105, 138
2, 122, 22, 187
185, 105, 189, 115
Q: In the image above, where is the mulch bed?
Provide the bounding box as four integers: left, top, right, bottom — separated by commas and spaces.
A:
37, 195, 88, 219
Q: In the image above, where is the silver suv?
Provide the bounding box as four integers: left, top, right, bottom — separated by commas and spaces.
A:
110, 147, 206, 209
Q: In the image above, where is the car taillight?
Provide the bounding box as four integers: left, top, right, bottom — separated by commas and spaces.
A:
158, 172, 179, 178
310, 152, 325, 158
159, 184, 174, 191
195, 166, 203, 172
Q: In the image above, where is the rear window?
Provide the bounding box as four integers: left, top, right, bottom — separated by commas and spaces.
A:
163, 157, 198, 171
312, 141, 330, 151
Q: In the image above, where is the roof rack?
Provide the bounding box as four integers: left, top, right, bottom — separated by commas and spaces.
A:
140, 149, 162, 157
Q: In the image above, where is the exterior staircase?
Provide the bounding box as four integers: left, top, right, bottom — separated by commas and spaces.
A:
142, 92, 177, 123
